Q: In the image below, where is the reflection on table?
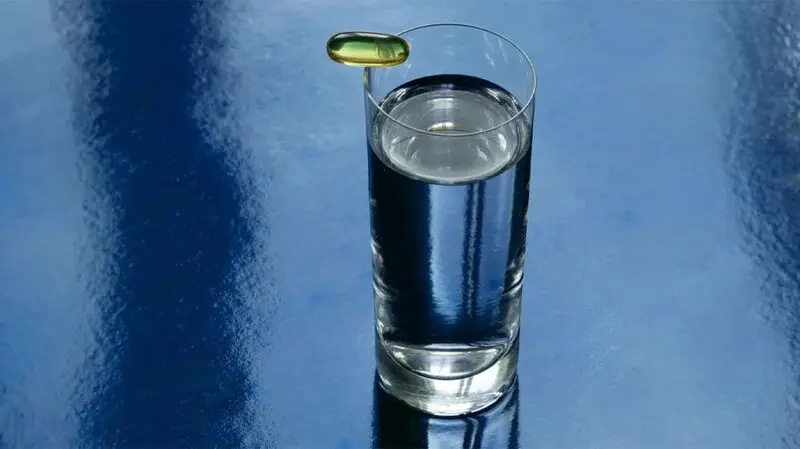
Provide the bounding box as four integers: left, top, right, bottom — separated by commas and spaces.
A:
372, 374, 519, 449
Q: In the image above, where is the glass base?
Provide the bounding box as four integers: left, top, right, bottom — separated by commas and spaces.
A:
376, 335, 519, 416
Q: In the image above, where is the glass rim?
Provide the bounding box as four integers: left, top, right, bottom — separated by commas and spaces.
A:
363, 22, 537, 138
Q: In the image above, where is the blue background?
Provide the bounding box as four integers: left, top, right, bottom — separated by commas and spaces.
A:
1, 1, 798, 448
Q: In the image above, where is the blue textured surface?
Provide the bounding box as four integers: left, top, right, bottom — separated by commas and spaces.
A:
1, 1, 799, 448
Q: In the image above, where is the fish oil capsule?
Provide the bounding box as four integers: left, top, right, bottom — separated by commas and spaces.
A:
326, 32, 409, 68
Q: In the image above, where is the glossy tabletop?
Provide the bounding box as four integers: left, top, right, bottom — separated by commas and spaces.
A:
1, 1, 798, 448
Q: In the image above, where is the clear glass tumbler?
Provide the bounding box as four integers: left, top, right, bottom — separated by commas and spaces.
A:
365, 23, 536, 416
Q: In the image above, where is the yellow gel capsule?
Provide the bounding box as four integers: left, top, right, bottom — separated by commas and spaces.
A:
326, 32, 409, 68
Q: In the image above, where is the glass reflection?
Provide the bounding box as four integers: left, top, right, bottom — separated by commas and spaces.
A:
372, 374, 519, 449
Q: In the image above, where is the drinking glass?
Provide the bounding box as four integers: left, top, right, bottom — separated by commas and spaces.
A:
365, 23, 536, 416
